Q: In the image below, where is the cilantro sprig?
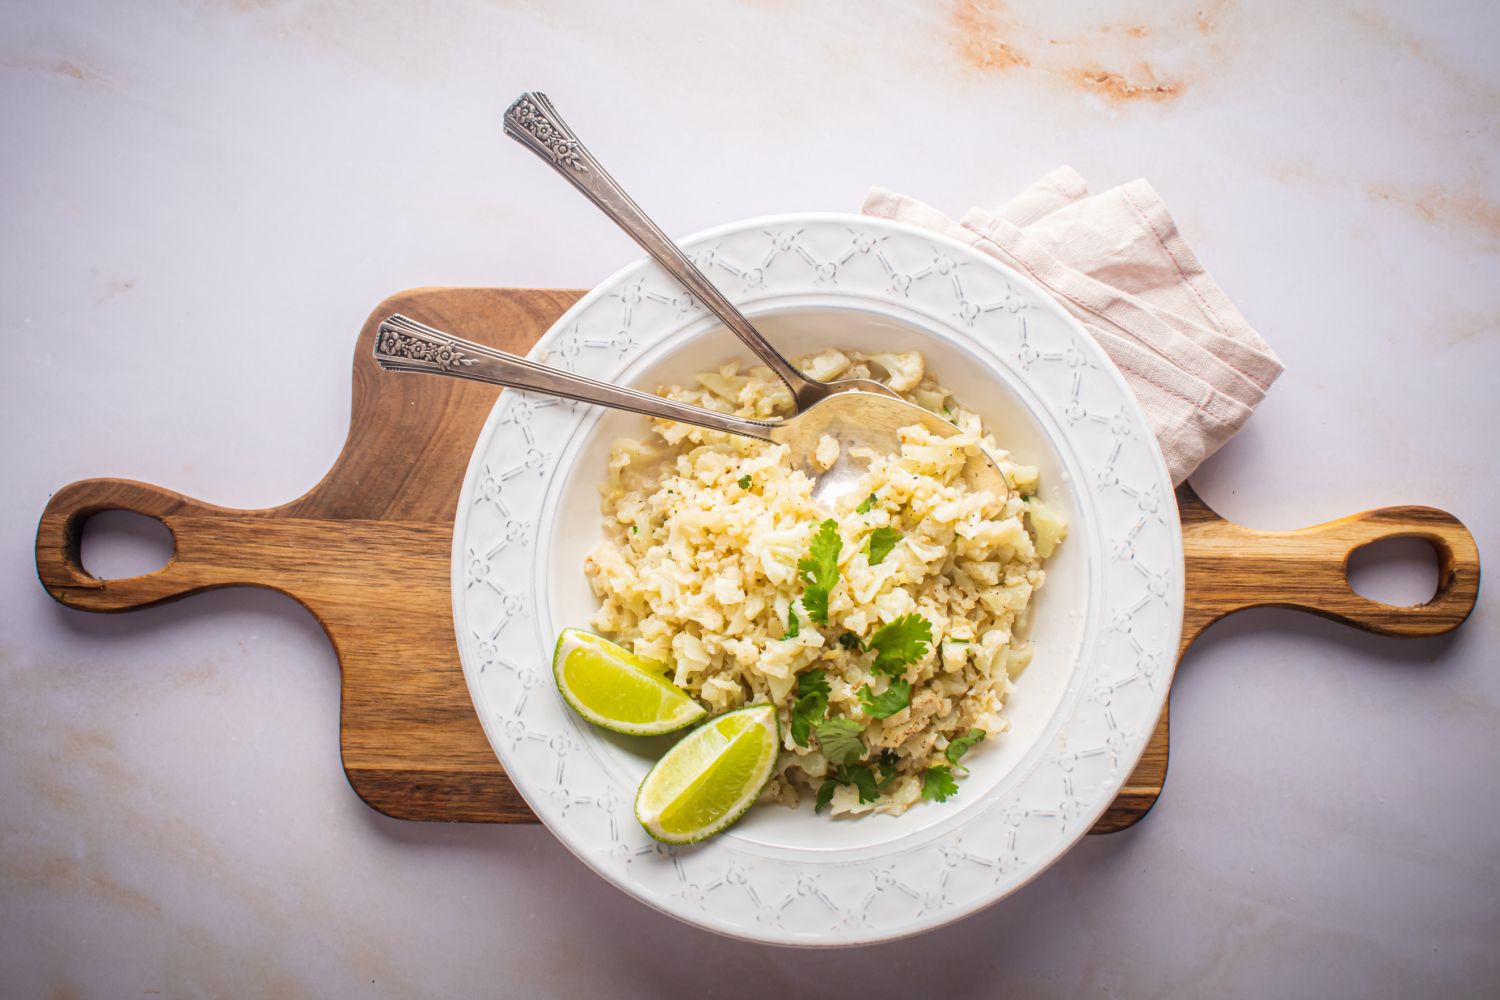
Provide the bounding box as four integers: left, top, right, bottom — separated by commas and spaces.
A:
815, 763, 881, 811
922, 765, 959, 803
857, 678, 911, 719
841, 763, 879, 803
945, 728, 986, 770
815, 778, 837, 812
797, 519, 841, 625
815, 718, 865, 765
816, 750, 905, 813
790, 669, 829, 748
866, 526, 901, 566
798, 668, 830, 698
867, 614, 933, 677
855, 493, 879, 514
782, 605, 800, 639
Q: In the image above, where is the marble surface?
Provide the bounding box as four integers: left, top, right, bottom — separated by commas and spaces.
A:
2, 0, 1496, 995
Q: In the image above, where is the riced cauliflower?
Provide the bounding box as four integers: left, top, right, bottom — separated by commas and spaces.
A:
583, 349, 1064, 816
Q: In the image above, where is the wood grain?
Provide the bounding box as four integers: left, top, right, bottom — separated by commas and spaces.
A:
34, 288, 1481, 833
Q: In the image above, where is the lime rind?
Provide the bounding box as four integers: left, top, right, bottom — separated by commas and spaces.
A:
635, 704, 780, 844
552, 629, 707, 736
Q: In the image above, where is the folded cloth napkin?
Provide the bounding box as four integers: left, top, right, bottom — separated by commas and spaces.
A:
863, 167, 1283, 485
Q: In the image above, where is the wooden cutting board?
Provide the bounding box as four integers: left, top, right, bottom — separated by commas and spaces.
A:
34, 288, 1481, 834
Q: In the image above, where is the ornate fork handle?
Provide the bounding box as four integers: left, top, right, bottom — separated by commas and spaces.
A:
502, 91, 829, 411
373, 314, 776, 441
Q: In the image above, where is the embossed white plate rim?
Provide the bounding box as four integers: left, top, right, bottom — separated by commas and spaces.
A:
449, 211, 1184, 947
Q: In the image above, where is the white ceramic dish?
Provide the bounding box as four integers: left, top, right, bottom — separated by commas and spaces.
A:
451, 213, 1183, 946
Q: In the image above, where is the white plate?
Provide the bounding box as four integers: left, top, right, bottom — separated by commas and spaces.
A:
451, 213, 1182, 946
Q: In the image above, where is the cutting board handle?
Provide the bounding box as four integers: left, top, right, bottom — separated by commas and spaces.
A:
35, 477, 280, 613
1180, 485, 1480, 641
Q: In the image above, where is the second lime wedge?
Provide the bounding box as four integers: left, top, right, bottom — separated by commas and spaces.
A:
552, 629, 707, 736
635, 704, 779, 844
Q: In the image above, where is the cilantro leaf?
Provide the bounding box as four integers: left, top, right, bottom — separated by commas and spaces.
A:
821, 763, 881, 808
866, 526, 901, 566
790, 691, 827, 748
782, 605, 800, 639
867, 614, 933, 676
842, 763, 879, 804
815, 718, 865, 765
855, 493, 879, 514
791, 671, 830, 747
922, 765, 959, 803
815, 778, 836, 813
837, 632, 862, 651
792, 677, 828, 746
945, 728, 987, 770
857, 678, 911, 719
800, 591, 827, 631
738, 474, 752, 489
797, 668, 830, 698
797, 519, 842, 625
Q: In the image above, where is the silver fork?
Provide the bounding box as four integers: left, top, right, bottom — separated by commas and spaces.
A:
372, 314, 1008, 504
502, 91, 900, 411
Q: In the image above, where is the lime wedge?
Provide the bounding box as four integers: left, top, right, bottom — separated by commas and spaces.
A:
552, 629, 707, 735
635, 704, 779, 844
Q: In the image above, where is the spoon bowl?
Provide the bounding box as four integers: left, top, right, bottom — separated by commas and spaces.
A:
765, 388, 1009, 505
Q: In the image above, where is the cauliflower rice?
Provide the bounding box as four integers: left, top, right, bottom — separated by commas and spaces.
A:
584, 348, 1064, 816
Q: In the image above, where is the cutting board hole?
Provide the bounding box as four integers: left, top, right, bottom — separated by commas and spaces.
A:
1347, 537, 1439, 607
79, 510, 174, 580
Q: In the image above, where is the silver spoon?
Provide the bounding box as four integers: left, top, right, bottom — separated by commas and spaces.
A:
372, 315, 1009, 504
502, 91, 899, 411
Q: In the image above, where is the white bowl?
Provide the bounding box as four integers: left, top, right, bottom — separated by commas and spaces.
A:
452, 213, 1182, 946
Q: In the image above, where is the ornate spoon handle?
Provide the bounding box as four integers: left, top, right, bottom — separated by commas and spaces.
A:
502, 91, 828, 411
372, 314, 776, 441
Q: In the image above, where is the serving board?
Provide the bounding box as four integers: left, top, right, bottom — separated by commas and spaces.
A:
34, 288, 1481, 834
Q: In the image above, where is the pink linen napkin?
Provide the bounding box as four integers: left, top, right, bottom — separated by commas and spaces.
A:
863, 167, 1283, 485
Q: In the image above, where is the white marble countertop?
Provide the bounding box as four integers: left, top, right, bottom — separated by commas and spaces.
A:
3, 1, 1496, 995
